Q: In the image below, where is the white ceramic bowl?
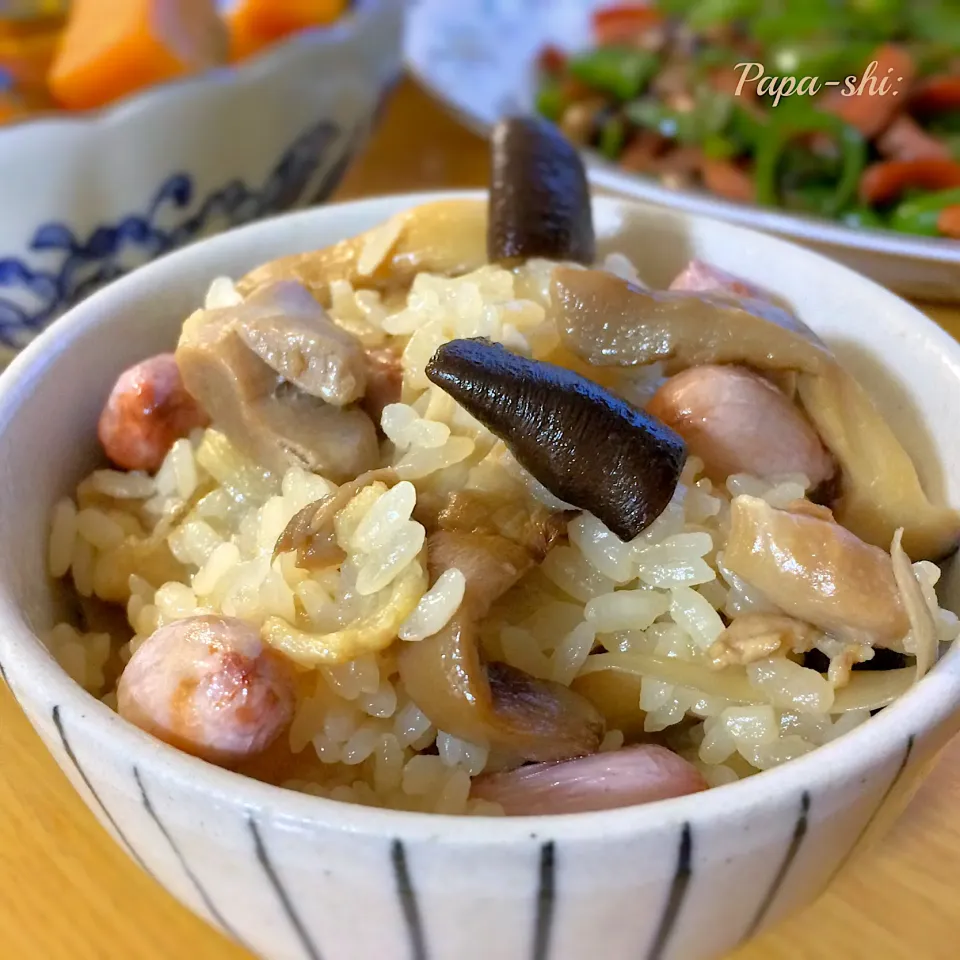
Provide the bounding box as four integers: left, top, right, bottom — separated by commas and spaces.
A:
406, 0, 960, 303
2, 191, 960, 960
0, 0, 403, 360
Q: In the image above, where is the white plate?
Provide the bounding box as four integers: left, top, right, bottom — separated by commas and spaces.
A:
405, 0, 960, 302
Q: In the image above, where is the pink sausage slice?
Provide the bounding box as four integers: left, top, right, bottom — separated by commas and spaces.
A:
97, 353, 208, 472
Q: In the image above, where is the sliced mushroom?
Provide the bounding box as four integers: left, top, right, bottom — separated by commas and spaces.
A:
175, 281, 379, 482
795, 368, 959, 560
569, 669, 647, 738
553, 266, 827, 374
647, 365, 834, 486
236, 199, 488, 304
553, 267, 960, 560
723, 495, 908, 648
488, 115, 595, 266
889, 528, 938, 681
417, 488, 574, 560
398, 530, 605, 764
273, 467, 398, 568
471, 744, 707, 815
426, 338, 686, 542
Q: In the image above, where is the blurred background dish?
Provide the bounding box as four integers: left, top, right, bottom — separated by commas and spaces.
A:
405, 0, 960, 302
0, 0, 403, 361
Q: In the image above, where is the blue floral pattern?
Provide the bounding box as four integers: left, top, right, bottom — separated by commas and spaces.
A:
0, 118, 358, 351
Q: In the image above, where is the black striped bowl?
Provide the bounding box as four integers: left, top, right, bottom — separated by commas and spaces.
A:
1, 192, 959, 960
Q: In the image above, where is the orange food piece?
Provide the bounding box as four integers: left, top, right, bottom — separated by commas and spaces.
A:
592, 4, 663, 46
49, 0, 227, 111
0, 14, 64, 87
822, 44, 915, 138
228, 0, 347, 62
0, 89, 26, 125
859, 159, 960, 205
910, 75, 960, 116
937, 205, 960, 239
701, 158, 756, 204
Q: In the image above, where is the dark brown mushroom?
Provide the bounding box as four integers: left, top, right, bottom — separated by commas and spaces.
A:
488, 116, 595, 266
425, 338, 686, 542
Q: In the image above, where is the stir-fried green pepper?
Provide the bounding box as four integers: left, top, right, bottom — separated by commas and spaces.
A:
907, 1, 960, 47
890, 188, 960, 236
598, 115, 627, 160
754, 108, 867, 217
535, 80, 566, 123
768, 41, 873, 83
627, 89, 733, 145
685, 0, 758, 30
702, 133, 738, 160
840, 206, 887, 230
569, 48, 660, 101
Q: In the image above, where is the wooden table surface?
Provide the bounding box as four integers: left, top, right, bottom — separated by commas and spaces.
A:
3, 77, 960, 960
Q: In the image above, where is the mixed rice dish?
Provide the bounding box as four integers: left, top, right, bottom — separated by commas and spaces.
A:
46, 117, 960, 816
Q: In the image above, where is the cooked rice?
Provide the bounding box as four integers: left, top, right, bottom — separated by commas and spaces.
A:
45, 256, 960, 815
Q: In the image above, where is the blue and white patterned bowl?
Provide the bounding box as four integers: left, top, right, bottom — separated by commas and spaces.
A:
1, 191, 960, 960
0, 0, 403, 360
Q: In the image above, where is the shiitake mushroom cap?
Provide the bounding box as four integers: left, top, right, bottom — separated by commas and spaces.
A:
488, 116, 596, 266
426, 338, 686, 542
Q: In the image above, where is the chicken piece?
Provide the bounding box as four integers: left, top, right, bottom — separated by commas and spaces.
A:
234, 280, 367, 405
824, 642, 875, 688
781, 498, 834, 522
398, 531, 604, 763
471, 744, 707, 815
709, 614, 820, 669
117, 615, 295, 766
98, 353, 209, 472
236, 200, 488, 305
175, 281, 378, 481
723, 495, 908, 648
647, 365, 834, 486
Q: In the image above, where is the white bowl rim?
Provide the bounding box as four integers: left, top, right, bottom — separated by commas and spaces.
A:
2, 187, 960, 845
0, 0, 388, 137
